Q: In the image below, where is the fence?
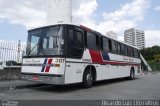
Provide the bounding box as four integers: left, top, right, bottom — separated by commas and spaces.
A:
148, 61, 160, 72
0, 40, 26, 63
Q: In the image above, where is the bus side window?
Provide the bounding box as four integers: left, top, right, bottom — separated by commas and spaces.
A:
131, 48, 134, 57
102, 37, 109, 52
76, 32, 83, 48
117, 43, 121, 55
111, 40, 118, 54
67, 27, 84, 58
134, 49, 139, 58
96, 35, 100, 50
86, 32, 98, 50
108, 39, 112, 52
121, 44, 125, 55
124, 45, 128, 56
138, 50, 140, 58
128, 47, 134, 57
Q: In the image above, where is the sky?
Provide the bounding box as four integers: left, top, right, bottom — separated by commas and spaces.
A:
0, 0, 160, 47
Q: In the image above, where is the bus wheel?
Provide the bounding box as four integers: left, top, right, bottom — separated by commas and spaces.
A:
82, 69, 93, 88
129, 68, 135, 80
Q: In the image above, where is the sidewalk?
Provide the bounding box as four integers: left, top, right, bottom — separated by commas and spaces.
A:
0, 80, 43, 91
140, 71, 159, 75
0, 80, 38, 88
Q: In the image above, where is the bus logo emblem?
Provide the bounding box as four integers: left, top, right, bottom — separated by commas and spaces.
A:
41, 58, 53, 73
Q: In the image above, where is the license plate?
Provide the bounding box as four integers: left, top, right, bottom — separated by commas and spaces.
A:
33, 76, 39, 80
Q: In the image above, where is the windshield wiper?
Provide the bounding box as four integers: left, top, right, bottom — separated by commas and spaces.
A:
28, 44, 38, 56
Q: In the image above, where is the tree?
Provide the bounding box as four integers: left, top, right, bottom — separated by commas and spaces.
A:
154, 54, 160, 62
140, 45, 160, 62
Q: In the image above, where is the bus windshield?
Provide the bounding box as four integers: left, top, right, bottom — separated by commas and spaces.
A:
26, 26, 64, 56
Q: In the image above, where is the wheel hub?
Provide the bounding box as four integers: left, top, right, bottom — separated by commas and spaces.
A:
87, 74, 92, 82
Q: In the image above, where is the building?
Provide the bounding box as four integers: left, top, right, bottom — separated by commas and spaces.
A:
124, 28, 145, 49
47, 0, 72, 25
106, 31, 117, 40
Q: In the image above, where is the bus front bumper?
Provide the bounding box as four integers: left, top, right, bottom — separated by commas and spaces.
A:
21, 73, 65, 85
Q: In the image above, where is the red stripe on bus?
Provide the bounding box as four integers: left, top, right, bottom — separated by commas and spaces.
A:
45, 59, 53, 72
104, 61, 140, 66
89, 49, 140, 66
89, 50, 103, 63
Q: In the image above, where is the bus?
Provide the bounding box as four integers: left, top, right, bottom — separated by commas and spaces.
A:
21, 24, 141, 88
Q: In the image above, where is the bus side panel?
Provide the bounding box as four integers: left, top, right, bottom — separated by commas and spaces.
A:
64, 49, 141, 84
96, 65, 130, 81
134, 65, 141, 75
96, 53, 141, 81
64, 49, 91, 84
65, 61, 87, 84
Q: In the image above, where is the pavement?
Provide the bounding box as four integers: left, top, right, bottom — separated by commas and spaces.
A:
0, 74, 160, 100
0, 80, 34, 88
0, 73, 160, 101
0, 73, 160, 106
140, 71, 159, 75
0, 80, 45, 92
0, 71, 157, 89
0, 72, 157, 91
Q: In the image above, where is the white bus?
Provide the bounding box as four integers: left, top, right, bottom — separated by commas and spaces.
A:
21, 24, 141, 88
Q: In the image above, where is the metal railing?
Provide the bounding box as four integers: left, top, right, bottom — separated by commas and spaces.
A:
148, 62, 160, 72
0, 40, 26, 63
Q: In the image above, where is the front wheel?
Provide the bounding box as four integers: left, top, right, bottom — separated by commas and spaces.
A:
82, 70, 93, 88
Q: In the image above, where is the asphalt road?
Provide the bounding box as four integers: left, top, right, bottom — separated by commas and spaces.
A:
0, 73, 160, 100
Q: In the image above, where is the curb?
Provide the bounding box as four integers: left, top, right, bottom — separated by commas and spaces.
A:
140, 72, 159, 75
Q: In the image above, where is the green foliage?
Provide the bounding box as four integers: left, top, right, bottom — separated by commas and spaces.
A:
148, 61, 160, 71
140, 45, 160, 62
154, 54, 160, 62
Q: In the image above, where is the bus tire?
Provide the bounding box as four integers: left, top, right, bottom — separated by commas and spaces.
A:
82, 69, 93, 88
129, 68, 135, 80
